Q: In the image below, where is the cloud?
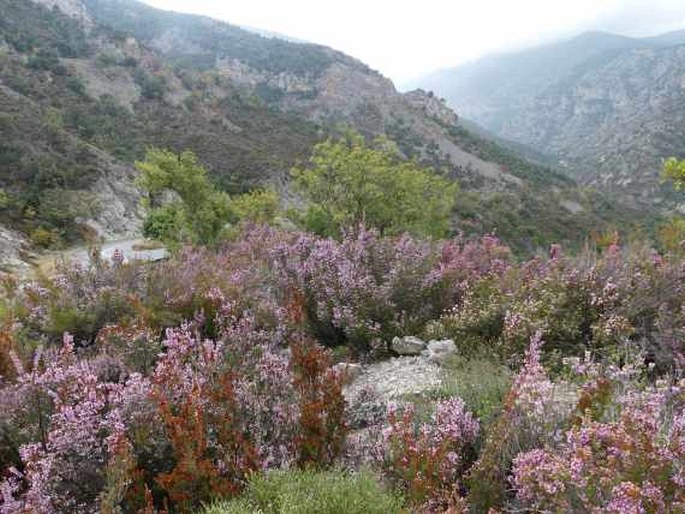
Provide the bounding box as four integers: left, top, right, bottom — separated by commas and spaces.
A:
591, 1, 685, 35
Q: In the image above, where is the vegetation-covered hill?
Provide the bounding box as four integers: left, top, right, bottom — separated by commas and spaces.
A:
412, 30, 685, 206
0, 0, 653, 256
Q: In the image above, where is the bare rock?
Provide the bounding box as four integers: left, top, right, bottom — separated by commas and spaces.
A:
391, 336, 426, 355
426, 339, 458, 365
343, 356, 441, 403
0, 226, 32, 274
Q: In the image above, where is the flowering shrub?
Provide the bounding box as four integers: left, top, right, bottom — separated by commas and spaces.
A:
438, 242, 685, 366
512, 387, 685, 512
0, 322, 347, 512
373, 398, 478, 511
467, 332, 569, 511
3, 226, 685, 512
0, 334, 130, 512
511, 345, 685, 513
271, 227, 511, 351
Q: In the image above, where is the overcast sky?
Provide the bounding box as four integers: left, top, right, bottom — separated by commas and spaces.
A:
141, 0, 685, 85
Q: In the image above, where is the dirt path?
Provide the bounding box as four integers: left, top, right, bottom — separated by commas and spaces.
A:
34, 238, 167, 274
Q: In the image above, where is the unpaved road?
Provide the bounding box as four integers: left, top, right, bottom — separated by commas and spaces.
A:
65, 239, 168, 267
35, 239, 167, 274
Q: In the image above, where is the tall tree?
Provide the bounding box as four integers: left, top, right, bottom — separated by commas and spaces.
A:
292, 133, 458, 238
135, 148, 231, 245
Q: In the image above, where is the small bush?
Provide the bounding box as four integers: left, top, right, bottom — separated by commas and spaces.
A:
374, 397, 478, 510
29, 227, 60, 248
203, 469, 405, 514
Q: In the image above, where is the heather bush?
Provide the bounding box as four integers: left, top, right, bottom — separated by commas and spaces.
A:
438, 242, 685, 367
0, 320, 348, 512
512, 351, 685, 513
369, 397, 478, 511
467, 332, 572, 511
4, 225, 685, 512
271, 227, 510, 351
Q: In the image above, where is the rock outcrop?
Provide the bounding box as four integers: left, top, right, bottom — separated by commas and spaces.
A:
413, 30, 685, 206
391, 336, 427, 356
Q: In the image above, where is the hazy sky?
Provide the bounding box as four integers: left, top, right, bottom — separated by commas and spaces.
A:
141, 0, 685, 85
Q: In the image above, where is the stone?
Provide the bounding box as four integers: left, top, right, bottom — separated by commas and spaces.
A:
391, 336, 426, 355
343, 356, 441, 403
427, 339, 457, 364
332, 362, 363, 384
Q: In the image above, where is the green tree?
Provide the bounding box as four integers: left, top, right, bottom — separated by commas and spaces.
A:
661, 158, 685, 253
135, 148, 231, 245
230, 189, 280, 224
292, 133, 458, 238
663, 157, 685, 190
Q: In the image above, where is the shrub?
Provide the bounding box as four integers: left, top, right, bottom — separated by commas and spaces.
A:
272, 227, 509, 352
290, 338, 347, 468
142, 203, 183, 242
438, 242, 685, 368
203, 469, 406, 514
374, 398, 478, 511
512, 352, 685, 512
29, 227, 60, 248
467, 332, 569, 511
230, 189, 280, 225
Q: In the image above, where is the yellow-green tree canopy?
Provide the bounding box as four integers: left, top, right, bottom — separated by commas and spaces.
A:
135, 148, 231, 245
292, 133, 458, 238
663, 157, 685, 190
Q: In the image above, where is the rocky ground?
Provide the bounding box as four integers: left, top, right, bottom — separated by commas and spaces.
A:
343, 356, 442, 404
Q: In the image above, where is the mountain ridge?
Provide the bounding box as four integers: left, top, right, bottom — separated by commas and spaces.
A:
0, 0, 649, 263
412, 29, 685, 207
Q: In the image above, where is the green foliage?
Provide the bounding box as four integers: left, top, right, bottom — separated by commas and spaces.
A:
0, 0, 89, 58
48, 306, 97, 342
203, 469, 405, 514
453, 189, 649, 257
142, 203, 183, 242
29, 227, 60, 249
65, 76, 86, 96
94, 52, 118, 68
230, 189, 280, 224
656, 215, 685, 253
134, 69, 166, 100
82, 0, 337, 76
27, 48, 63, 73
663, 156, 685, 190
293, 133, 458, 238
438, 355, 511, 428
0, 189, 8, 210
135, 148, 231, 245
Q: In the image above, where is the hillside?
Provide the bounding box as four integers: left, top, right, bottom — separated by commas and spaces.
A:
412, 30, 685, 205
0, 0, 648, 261
3, 6, 685, 513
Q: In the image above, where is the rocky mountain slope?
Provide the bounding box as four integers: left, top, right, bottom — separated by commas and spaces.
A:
412, 30, 685, 205
0, 0, 647, 261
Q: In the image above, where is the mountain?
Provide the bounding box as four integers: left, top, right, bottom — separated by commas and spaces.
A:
412, 30, 685, 205
0, 0, 647, 264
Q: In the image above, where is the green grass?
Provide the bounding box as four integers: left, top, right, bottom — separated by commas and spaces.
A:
438, 355, 512, 428
202, 469, 405, 514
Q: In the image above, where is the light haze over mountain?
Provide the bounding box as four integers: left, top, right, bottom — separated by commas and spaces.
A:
140, 0, 685, 84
